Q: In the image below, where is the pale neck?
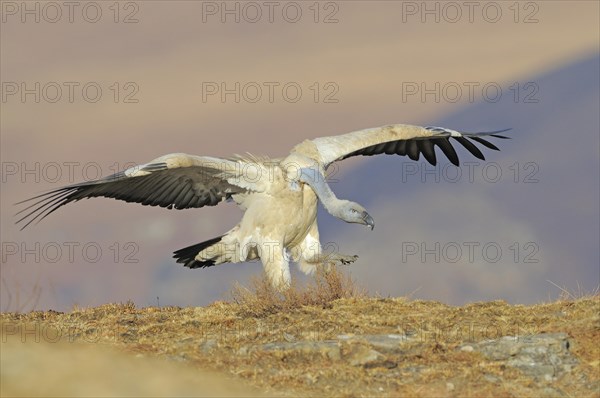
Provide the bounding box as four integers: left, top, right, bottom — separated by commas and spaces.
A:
299, 168, 342, 217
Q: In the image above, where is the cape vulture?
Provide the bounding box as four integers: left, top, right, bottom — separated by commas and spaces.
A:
16, 124, 509, 290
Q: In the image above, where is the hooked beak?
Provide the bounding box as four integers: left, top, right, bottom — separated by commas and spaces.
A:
362, 212, 375, 230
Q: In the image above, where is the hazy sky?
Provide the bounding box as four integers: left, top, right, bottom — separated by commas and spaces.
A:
1, 1, 598, 311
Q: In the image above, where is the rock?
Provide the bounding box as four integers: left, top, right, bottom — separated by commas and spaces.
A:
282, 332, 296, 342
260, 340, 341, 361
337, 333, 411, 353
344, 344, 385, 367
400, 365, 425, 374
248, 332, 577, 380
461, 333, 578, 380
254, 338, 396, 367
483, 374, 500, 384
199, 339, 217, 353
302, 373, 318, 385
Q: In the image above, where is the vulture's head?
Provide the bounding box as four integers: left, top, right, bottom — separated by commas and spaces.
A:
335, 200, 375, 230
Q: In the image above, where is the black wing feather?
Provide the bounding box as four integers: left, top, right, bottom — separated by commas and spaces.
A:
454, 137, 485, 160
418, 140, 437, 166
432, 138, 459, 166
340, 129, 510, 166
15, 166, 244, 230
173, 235, 224, 269
406, 140, 420, 161
469, 136, 500, 151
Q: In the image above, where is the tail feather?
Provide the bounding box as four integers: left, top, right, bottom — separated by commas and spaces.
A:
173, 236, 223, 269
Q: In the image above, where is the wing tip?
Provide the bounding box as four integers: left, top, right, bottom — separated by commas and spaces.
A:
470, 128, 512, 139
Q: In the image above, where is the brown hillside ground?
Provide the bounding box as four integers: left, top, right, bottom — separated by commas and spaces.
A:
1, 271, 599, 397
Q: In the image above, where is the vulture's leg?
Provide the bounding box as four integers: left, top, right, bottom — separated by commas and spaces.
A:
259, 240, 291, 291
292, 221, 358, 275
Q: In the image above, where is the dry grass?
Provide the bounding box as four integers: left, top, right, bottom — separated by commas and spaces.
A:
546, 279, 600, 302
231, 266, 366, 317
2, 294, 598, 397
1, 274, 599, 397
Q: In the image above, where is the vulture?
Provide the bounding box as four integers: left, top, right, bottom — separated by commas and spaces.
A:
16, 124, 509, 290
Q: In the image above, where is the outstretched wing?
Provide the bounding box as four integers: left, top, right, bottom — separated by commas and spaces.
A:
294, 124, 510, 169
15, 153, 263, 230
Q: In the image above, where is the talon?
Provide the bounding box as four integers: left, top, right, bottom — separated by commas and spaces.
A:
340, 254, 359, 265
